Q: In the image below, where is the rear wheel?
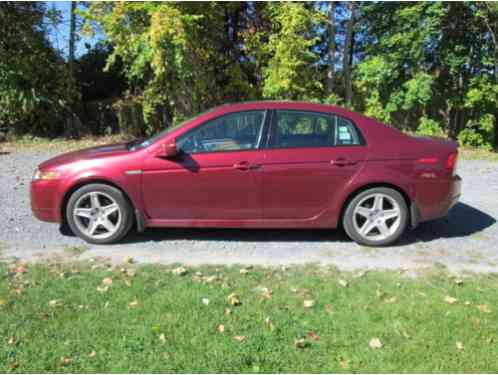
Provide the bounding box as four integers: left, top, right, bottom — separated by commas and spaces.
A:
66, 184, 133, 244
343, 187, 408, 246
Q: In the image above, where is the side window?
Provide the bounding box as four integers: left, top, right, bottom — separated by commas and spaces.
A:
177, 111, 266, 154
269, 110, 334, 148
334, 116, 362, 146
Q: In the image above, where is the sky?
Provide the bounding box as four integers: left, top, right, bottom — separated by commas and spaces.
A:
45, 1, 101, 58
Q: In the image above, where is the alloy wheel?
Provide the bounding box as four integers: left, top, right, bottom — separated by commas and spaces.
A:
352, 193, 401, 242
72, 191, 122, 240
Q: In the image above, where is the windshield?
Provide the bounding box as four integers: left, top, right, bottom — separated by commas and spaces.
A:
128, 106, 222, 151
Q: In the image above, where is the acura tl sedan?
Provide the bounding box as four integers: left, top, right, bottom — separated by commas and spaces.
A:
31, 101, 461, 246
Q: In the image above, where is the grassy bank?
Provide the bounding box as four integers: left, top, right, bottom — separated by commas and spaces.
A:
0, 135, 130, 154
1, 263, 497, 373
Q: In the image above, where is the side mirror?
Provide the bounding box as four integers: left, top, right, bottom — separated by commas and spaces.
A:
157, 140, 178, 158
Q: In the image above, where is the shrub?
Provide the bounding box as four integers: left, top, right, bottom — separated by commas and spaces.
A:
457, 114, 494, 150
416, 117, 445, 137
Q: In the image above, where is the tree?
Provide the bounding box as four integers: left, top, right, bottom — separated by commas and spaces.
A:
326, 1, 336, 95
0, 2, 67, 135
244, 2, 325, 100
343, 1, 355, 107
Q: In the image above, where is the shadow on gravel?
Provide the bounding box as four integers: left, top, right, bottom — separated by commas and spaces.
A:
121, 227, 350, 244
60, 202, 495, 245
401, 202, 496, 244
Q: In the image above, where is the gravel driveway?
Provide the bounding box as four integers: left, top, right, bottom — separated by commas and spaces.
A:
1, 150, 497, 273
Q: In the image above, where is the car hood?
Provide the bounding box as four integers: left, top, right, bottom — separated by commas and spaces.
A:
39, 143, 130, 170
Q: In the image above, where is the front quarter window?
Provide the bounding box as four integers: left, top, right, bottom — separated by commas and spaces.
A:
177, 110, 266, 154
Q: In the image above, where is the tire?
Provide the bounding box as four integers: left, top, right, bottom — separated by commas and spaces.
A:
65, 183, 134, 244
342, 187, 408, 246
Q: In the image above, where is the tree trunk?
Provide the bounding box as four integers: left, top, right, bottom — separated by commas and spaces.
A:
326, 1, 335, 95
67, 1, 77, 137
343, 2, 355, 107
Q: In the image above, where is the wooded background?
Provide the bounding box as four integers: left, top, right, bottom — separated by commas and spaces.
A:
1, 1, 498, 150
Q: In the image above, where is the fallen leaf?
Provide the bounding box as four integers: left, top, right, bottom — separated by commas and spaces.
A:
354, 271, 366, 279
102, 277, 113, 286
49, 299, 63, 308
477, 304, 491, 313
444, 296, 457, 304
217, 324, 225, 333
227, 293, 241, 306
456, 341, 464, 351
204, 275, 218, 283
233, 335, 246, 342
307, 330, 320, 341
303, 300, 315, 308
471, 317, 481, 327
369, 337, 383, 349
340, 360, 349, 369
338, 279, 348, 287
325, 304, 333, 314
60, 357, 73, 366
159, 333, 166, 345
128, 298, 139, 309
8, 336, 16, 345
88, 351, 96, 358
96, 285, 109, 293
402, 330, 411, 339
172, 266, 187, 276
384, 296, 397, 304
260, 287, 273, 299
201, 298, 210, 306
293, 338, 309, 349
224, 308, 232, 316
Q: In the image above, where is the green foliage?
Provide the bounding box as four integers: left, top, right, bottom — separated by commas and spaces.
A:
2, 1, 498, 151
416, 117, 445, 137
258, 3, 325, 100
0, 3, 69, 135
458, 114, 494, 150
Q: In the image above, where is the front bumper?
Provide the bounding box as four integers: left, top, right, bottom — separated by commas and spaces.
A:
30, 180, 61, 223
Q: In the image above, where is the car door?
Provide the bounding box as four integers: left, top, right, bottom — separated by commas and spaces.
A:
142, 110, 268, 220
262, 109, 367, 220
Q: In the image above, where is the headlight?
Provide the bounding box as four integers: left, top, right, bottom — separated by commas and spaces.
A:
32, 168, 61, 181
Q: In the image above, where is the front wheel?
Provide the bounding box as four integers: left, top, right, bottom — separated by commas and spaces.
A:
343, 187, 408, 246
66, 184, 134, 244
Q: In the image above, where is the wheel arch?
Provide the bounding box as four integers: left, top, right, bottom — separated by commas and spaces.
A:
60, 179, 136, 226
338, 182, 413, 229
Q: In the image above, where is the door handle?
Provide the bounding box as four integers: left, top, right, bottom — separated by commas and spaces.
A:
331, 158, 357, 167
233, 161, 261, 170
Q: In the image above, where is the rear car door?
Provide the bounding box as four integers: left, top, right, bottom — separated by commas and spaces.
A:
262, 109, 368, 220
142, 110, 268, 220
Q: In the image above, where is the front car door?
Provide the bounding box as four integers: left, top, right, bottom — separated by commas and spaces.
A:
262, 109, 367, 223
142, 110, 268, 221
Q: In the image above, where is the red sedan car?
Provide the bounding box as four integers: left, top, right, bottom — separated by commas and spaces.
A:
31, 101, 461, 246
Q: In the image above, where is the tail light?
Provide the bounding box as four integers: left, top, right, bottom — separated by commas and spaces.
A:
446, 152, 458, 175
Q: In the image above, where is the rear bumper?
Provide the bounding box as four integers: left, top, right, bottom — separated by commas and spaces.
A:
415, 174, 461, 224
30, 180, 61, 223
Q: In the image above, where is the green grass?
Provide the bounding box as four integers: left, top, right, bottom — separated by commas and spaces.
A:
1, 263, 498, 373
459, 147, 498, 161
0, 135, 130, 154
